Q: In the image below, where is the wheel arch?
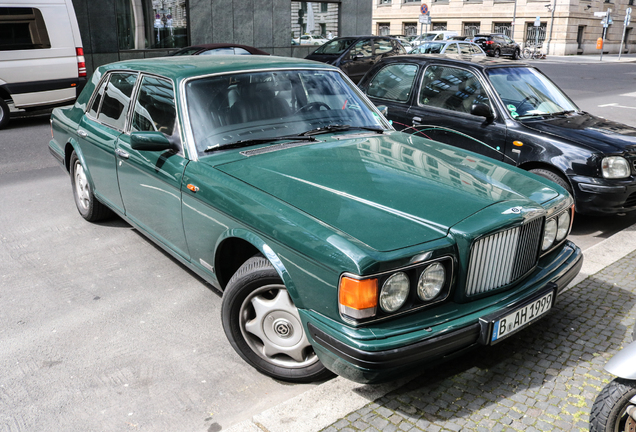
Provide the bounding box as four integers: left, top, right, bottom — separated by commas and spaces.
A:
518, 160, 574, 192
214, 230, 295, 295
64, 139, 97, 190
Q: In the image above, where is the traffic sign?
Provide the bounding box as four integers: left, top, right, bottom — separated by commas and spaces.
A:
534, 16, 541, 26
627, 7, 632, 15
420, 4, 429, 15
594, 11, 607, 17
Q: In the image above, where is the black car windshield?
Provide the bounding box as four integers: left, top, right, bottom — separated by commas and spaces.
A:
487, 67, 579, 118
185, 69, 388, 155
313, 38, 356, 55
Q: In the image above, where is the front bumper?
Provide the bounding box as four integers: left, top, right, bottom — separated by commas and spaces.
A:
571, 175, 636, 214
303, 241, 582, 383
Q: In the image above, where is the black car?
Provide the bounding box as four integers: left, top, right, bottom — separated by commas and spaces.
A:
473, 33, 520, 59
358, 55, 636, 215
169, 43, 270, 56
305, 36, 406, 83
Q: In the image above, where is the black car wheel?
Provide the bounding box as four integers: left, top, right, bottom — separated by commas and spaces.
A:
221, 255, 333, 383
512, 48, 520, 60
0, 99, 10, 130
493, 48, 501, 58
590, 378, 636, 432
529, 168, 573, 196
69, 151, 113, 221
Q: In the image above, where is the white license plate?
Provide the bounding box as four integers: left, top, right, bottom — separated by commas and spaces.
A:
491, 292, 553, 342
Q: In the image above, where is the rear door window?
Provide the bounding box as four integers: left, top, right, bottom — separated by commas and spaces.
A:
375, 39, 394, 54
0, 7, 50, 50
366, 63, 418, 102
97, 73, 138, 131
131, 76, 177, 137
350, 39, 373, 58
444, 43, 459, 54
419, 65, 490, 114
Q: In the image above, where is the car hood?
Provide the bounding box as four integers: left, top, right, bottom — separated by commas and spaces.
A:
520, 112, 636, 154
213, 132, 559, 252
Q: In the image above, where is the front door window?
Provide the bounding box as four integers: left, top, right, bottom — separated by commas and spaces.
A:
419, 65, 490, 114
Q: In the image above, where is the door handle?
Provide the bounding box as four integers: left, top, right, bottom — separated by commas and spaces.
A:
412, 116, 422, 126
115, 148, 130, 159
77, 129, 87, 138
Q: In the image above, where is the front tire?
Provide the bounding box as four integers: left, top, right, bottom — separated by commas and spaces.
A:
512, 48, 520, 60
0, 99, 10, 129
529, 168, 573, 197
221, 255, 332, 383
69, 151, 112, 222
590, 378, 636, 432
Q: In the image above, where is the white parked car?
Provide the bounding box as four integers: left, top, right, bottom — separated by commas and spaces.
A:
0, 0, 86, 129
408, 41, 486, 56
294, 35, 330, 46
410, 31, 459, 47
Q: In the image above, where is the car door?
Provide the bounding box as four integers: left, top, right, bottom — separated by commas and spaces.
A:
340, 39, 374, 83
362, 62, 420, 129
408, 64, 508, 162
115, 74, 190, 258
77, 72, 138, 213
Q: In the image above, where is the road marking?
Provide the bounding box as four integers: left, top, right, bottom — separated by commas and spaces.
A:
620, 91, 636, 97
598, 102, 636, 110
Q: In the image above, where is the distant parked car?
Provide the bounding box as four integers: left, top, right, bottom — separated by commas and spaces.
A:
390, 35, 413, 51
472, 33, 520, 59
410, 31, 459, 47
359, 54, 636, 215
408, 41, 485, 56
305, 36, 406, 83
169, 43, 269, 56
293, 35, 330, 46
448, 35, 472, 41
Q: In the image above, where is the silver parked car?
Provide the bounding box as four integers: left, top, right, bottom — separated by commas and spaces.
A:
409, 41, 486, 56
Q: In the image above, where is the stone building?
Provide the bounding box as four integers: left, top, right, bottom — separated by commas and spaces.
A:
372, 0, 634, 55
71, 0, 372, 76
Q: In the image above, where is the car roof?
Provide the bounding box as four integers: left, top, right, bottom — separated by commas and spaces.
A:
97, 55, 336, 81
385, 54, 529, 69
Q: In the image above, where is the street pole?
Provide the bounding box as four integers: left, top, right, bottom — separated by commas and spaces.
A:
600, 26, 606, 61
620, 8, 632, 60
545, 0, 557, 55
511, 0, 518, 41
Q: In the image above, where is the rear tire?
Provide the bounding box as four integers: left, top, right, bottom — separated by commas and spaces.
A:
494, 48, 501, 58
512, 48, 520, 60
590, 378, 636, 432
529, 168, 573, 197
69, 151, 113, 222
0, 99, 10, 130
221, 255, 332, 383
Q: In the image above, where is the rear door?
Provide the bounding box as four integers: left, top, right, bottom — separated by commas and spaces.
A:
407, 63, 508, 162
340, 39, 374, 83
116, 74, 190, 258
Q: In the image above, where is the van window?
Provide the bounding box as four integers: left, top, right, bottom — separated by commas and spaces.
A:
97, 73, 138, 131
0, 7, 51, 50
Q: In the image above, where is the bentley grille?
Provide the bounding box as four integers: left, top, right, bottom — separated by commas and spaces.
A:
465, 217, 543, 296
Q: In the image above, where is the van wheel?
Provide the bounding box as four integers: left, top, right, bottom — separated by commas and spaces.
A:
221, 255, 332, 383
0, 99, 10, 129
70, 151, 112, 221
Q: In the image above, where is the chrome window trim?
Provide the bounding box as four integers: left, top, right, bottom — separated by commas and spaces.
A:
179, 66, 394, 162
84, 70, 140, 134
338, 255, 455, 326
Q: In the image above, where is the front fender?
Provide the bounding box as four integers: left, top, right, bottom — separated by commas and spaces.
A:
605, 340, 636, 380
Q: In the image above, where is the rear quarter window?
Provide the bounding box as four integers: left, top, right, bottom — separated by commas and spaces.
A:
0, 7, 51, 50
366, 63, 418, 102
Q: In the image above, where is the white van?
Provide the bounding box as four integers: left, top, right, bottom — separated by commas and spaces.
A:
0, 0, 85, 129
411, 31, 459, 47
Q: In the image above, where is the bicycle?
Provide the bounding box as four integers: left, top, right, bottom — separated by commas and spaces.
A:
521, 43, 546, 59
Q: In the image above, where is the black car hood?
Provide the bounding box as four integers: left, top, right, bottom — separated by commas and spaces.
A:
520, 112, 636, 154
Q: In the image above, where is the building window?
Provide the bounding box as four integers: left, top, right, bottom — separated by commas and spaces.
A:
379, 0, 392, 4
493, 22, 512, 36
403, 22, 418, 36
292, 2, 338, 42
525, 22, 547, 45
116, 0, 188, 50
463, 22, 481, 37
432, 22, 447, 31
403, 0, 419, 3
378, 22, 391, 35
577, 25, 585, 49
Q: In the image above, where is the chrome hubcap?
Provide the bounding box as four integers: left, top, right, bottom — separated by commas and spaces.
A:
239, 284, 318, 369
74, 161, 90, 210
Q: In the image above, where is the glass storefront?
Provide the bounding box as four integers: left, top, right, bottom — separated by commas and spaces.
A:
291, 2, 339, 45
116, 0, 188, 50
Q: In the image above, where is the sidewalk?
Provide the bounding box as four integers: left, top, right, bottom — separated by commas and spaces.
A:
228, 224, 636, 432
529, 52, 636, 63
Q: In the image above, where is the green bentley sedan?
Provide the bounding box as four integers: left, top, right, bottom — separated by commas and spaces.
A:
49, 55, 582, 384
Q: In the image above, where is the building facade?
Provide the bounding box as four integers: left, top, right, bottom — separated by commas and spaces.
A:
71, 0, 372, 76
372, 0, 634, 55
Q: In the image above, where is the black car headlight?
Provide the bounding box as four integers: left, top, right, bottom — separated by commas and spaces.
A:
602, 156, 631, 179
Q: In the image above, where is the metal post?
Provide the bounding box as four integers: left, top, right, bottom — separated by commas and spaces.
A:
545, 0, 557, 55
600, 26, 606, 61
512, 0, 518, 40
619, 21, 627, 60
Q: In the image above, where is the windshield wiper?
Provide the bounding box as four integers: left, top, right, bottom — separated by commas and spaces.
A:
204, 135, 316, 153
299, 124, 384, 136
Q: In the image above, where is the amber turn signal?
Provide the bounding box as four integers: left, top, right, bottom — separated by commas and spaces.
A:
338, 276, 378, 320
513, 141, 523, 147
187, 184, 199, 192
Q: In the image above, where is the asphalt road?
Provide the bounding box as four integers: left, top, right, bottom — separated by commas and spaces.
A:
0, 60, 635, 432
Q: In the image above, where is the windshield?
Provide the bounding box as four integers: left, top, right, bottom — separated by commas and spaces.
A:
313, 38, 356, 54
487, 67, 579, 118
185, 69, 388, 155
413, 33, 439, 43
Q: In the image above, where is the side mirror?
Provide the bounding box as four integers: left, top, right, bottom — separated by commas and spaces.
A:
471, 104, 494, 121
130, 131, 176, 152
376, 105, 389, 117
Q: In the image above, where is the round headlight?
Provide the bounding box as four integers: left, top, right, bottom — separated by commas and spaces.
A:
602, 156, 631, 179
417, 262, 446, 301
379, 272, 410, 313
542, 218, 557, 250
556, 211, 570, 241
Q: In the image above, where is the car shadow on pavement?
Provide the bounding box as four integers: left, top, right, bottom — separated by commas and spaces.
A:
355, 272, 636, 431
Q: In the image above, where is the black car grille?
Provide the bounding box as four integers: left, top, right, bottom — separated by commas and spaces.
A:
465, 217, 543, 296
625, 192, 636, 208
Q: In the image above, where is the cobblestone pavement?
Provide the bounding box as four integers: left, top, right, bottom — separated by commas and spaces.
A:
321, 250, 636, 432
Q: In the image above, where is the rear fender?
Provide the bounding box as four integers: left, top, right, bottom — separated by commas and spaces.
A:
605, 340, 636, 380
